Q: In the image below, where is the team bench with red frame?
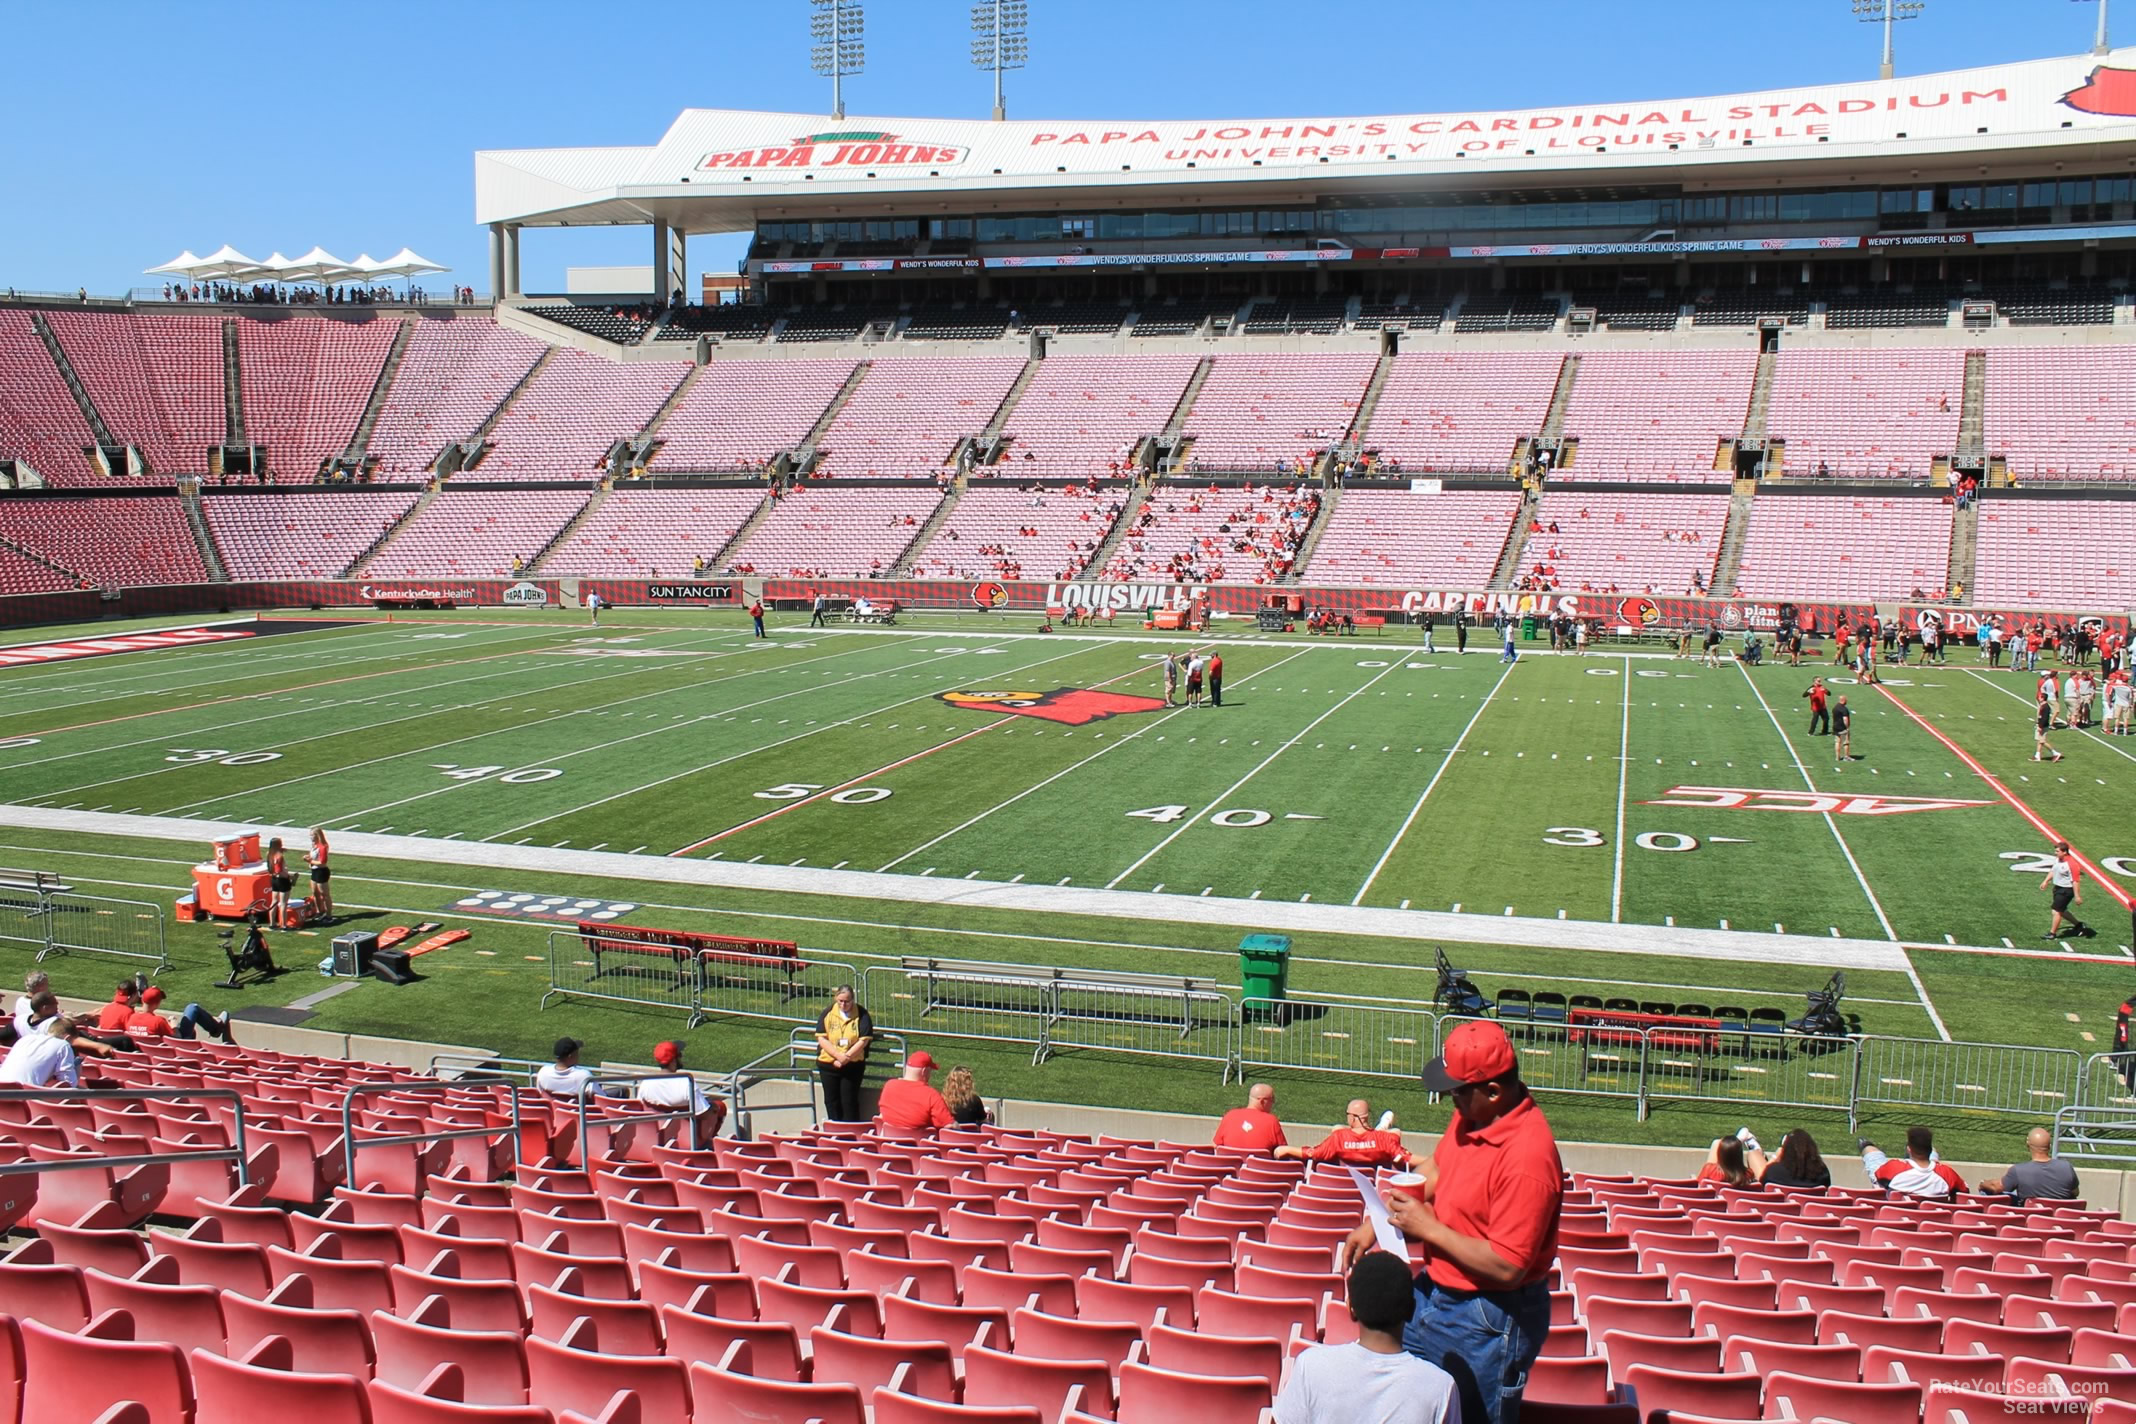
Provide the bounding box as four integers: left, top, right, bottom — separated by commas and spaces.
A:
1567, 1006, 1727, 1086
578, 921, 808, 1002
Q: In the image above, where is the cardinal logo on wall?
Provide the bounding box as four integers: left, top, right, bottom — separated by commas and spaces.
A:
2062, 65, 2136, 116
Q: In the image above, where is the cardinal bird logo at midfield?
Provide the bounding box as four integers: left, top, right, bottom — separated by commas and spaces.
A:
938, 688, 1168, 725
1618, 597, 1663, 628
2062, 65, 2136, 116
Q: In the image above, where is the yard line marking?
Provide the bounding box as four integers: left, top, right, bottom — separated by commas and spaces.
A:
1612, 654, 1631, 923
674, 646, 1159, 856
1876, 680, 2135, 915
155, 631, 882, 821
1350, 661, 1517, 906
1739, 663, 1947, 1040
875, 648, 1312, 872
489, 643, 1074, 842
1109, 657, 1417, 893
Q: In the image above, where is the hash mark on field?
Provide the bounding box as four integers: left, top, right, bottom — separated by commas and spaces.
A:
1451, 903, 1462, 913
1831, 927, 1842, 938
1151, 883, 1165, 894
1300, 894, 1312, 903
514, 837, 531, 845
1399, 899, 1411, 910
1665, 915, 1675, 926
588, 843, 606, 852
1058, 877, 1072, 886
1250, 889, 1263, 900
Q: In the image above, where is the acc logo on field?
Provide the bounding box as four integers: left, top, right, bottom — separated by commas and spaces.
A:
971, 582, 1009, 610
1617, 597, 1662, 628
938, 688, 1167, 726
1643, 785, 1994, 817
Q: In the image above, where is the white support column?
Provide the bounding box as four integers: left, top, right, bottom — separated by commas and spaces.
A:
489, 224, 507, 301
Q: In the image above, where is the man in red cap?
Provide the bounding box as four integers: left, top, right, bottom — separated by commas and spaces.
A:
875, 1049, 954, 1132
126, 986, 236, 1043
635, 1040, 726, 1143
1344, 1019, 1562, 1424
1273, 1098, 1412, 1168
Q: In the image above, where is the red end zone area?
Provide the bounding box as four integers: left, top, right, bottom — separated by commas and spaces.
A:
0, 620, 346, 667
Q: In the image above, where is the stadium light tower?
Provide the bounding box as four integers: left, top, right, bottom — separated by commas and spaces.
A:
2075, 0, 2111, 56
809, 0, 865, 120
1853, 0, 1923, 80
971, 0, 1028, 121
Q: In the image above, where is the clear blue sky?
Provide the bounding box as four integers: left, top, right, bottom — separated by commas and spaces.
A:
0, 0, 2114, 296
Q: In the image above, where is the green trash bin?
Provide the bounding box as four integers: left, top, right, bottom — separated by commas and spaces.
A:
1521, 614, 1538, 640
1239, 934, 1291, 1023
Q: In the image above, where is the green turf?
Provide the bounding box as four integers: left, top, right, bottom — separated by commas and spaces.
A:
5, 607, 2132, 1166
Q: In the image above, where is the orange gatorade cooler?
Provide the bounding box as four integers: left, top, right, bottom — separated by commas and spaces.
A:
212, 832, 262, 872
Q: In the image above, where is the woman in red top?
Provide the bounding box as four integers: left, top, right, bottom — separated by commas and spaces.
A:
265, 837, 292, 924
307, 827, 333, 923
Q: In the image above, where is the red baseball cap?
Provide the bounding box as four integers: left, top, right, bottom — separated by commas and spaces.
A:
1423, 1020, 1517, 1093
141, 986, 165, 1007
652, 1041, 683, 1068
906, 1051, 937, 1071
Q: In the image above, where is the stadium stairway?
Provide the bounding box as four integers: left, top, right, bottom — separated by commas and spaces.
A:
530, 485, 614, 573
0, 531, 78, 587
891, 476, 968, 575
456, 346, 556, 476
1957, 350, 1988, 470
1488, 484, 1542, 588
629, 364, 705, 472
1347, 351, 1397, 445
220, 319, 245, 447
1160, 358, 1213, 442
340, 320, 416, 470
1742, 345, 1779, 447
701, 489, 779, 572
795, 361, 872, 472
1281, 483, 1341, 580
1083, 480, 1155, 578
348, 484, 443, 576
980, 358, 1041, 443
1712, 478, 1757, 596
178, 482, 228, 583
28, 310, 118, 453
1947, 499, 1980, 604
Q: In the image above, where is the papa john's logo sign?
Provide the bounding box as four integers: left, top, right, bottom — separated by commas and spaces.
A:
938, 688, 1166, 726
699, 130, 968, 172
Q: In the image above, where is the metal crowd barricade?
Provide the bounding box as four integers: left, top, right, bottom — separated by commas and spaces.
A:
338, 1079, 523, 1189
543, 929, 696, 1017
0, 1084, 251, 1187
541, 927, 856, 1030
1235, 997, 1432, 1083
1041, 982, 1235, 1076
1850, 1036, 2084, 1128
2, 885, 170, 976
1642, 1029, 1858, 1123
863, 964, 1052, 1055
719, 1028, 910, 1137
2053, 1103, 2136, 1162
1431, 1012, 1646, 1110
2075, 1051, 2136, 1115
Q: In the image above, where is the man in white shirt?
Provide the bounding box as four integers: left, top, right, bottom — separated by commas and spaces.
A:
535, 1037, 595, 1100
11, 970, 48, 1036
0, 996, 82, 1089
635, 1039, 726, 1143
1275, 1250, 1461, 1424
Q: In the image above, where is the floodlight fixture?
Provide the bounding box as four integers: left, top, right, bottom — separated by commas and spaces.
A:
1853, 0, 1924, 80
808, 0, 865, 120
971, 0, 1029, 121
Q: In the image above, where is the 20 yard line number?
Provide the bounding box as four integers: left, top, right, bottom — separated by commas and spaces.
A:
1546, 827, 1702, 853
2003, 850, 2136, 878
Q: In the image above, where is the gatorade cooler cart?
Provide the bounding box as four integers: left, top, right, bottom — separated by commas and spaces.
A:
177, 831, 309, 929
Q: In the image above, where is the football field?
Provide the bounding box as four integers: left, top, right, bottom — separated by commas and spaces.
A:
4, 609, 2131, 952
7, 604, 2136, 1147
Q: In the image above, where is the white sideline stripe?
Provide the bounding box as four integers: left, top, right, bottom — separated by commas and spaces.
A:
876, 648, 1313, 873
1351, 660, 1515, 907
1736, 662, 1952, 1043
1108, 658, 1415, 891
1612, 653, 1631, 923
1, 805, 1915, 974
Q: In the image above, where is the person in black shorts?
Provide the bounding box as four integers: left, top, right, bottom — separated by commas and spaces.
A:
265, 837, 293, 925
2040, 841, 2094, 940
1453, 609, 1469, 655
1831, 695, 1853, 763
307, 827, 333, 923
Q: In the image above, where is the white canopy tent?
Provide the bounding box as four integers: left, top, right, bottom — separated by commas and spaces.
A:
142, 244, 450, 295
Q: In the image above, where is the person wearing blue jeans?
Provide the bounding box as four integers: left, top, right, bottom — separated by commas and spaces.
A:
127, 986, 236, 1043
1346, 1020, 1564, 1424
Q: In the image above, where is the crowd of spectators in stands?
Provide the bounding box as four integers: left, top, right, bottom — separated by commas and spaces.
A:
158, 283, 465, 306
1104, 481, 1322, 584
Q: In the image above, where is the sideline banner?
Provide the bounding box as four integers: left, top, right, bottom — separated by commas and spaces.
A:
0, 578, 2123, 641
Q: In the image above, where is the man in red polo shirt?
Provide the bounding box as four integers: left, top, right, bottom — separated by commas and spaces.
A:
1274, 1099, 1412, 1169
1345, 1020, 1562, 1424
875, 1050, 954, 1132
1212, 1082, 1286, 1153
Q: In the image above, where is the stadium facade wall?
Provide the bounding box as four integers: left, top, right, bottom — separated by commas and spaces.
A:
3, 576, 2125, 640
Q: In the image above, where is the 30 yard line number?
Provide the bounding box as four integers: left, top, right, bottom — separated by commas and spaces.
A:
166, 748, 282, 766
1545, 827, 1702, 852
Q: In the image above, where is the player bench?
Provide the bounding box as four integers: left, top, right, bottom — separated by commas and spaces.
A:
834, 606, 899, 625
579, 921, 808, 999
1568, 1006, 1724, 1086
1308, 614, 1389, 636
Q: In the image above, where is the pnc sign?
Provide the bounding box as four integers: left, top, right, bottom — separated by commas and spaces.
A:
699, 130, 967, 172
1643, 786, 1993, 817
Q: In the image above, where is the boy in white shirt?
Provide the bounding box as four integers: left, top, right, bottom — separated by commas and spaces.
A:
1275, 1251, 1461, 1424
